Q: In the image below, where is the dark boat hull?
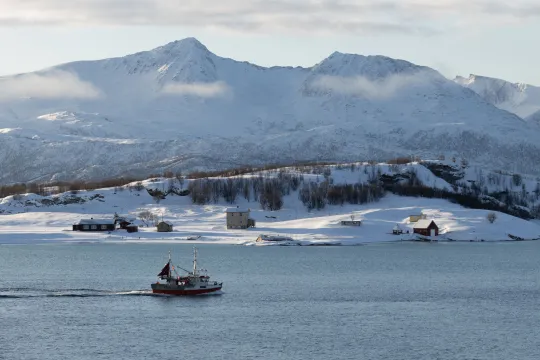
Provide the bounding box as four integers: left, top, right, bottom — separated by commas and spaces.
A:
151, 283, 222, 295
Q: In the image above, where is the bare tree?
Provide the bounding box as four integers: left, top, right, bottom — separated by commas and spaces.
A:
167, 178, 175, 193
138, 210, 154, 226
487, 212, 497, 224
175, 171, 185, 190
243, 181, 251, 201
512, 174, 523, 187
259, 180, 284, 211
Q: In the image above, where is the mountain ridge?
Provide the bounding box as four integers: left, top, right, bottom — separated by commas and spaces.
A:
454, 73, 540, 119
1, 37, 540, 184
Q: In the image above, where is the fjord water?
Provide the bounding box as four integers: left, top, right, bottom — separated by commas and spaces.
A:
1, 242, 540, 360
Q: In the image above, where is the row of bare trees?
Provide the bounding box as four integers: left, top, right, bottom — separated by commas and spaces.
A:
0, 177, 147, 198
187, 173, 304, 210
185, 169, 386, 212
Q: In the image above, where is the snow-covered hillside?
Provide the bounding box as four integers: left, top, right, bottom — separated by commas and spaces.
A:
2, 38, 540, 183
1, 163, 539, 245
526, 110, 540, 123
454, 74, 540, 119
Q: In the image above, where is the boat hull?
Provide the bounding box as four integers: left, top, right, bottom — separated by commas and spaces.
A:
151, 283, 222, 296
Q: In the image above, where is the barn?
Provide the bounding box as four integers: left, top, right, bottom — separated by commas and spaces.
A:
413, 220, 439, 237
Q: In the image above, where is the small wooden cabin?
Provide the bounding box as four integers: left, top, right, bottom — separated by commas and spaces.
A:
157, 221, 173, 232
113, 214, 136, 230
392, 224, 403, 235
413, 220, 439, 237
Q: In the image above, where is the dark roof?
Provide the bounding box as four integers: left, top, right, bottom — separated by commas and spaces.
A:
77, 218, 115, 225
226, 208, 250, 213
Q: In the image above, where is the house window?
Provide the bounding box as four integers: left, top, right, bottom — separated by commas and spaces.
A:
83, 225, 89, 230
91, 225, 97, 230
101, 225, 107, 230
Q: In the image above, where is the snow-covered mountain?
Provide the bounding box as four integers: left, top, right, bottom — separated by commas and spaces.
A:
454, 74, 540, 119
1, 37, 540, 184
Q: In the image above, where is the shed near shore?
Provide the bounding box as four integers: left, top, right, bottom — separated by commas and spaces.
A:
413, 220, 439, 237
157, 221, 173, 232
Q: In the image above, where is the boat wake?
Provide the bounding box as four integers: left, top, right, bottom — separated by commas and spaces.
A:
0, 287, 157, 299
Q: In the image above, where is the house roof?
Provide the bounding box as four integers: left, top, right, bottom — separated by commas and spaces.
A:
78, 218, 115, 225
226, 208, 250, 213
413, 219, 437, 229
116, 216, 136, 222
158, 221, 173, 226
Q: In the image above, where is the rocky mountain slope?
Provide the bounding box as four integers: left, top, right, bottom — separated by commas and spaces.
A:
454, 74, 540, 119
1, 38, 540, 184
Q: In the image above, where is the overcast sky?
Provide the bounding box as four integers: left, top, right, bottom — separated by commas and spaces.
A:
1, 0, 539, 84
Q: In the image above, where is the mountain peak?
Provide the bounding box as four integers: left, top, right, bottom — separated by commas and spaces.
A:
152, 37, 210, 55
312, 51, 435, 80
104, 37, 217, 80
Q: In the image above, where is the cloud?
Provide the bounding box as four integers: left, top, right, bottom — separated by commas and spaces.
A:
0, 70, 101, 100
311, 72, 433, 99
161, 81, 231, 98
1, 0, 538, 34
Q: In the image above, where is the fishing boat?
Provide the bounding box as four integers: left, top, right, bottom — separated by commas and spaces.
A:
151, 247, 223, 295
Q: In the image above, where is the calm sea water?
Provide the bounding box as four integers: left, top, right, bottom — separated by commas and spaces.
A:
1, 242, 540, 360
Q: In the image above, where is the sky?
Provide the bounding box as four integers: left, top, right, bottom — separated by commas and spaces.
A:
1, 0, 540, 85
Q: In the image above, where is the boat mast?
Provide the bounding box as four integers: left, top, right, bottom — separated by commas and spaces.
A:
193, 247, 197, 275
168, 250, 171, 279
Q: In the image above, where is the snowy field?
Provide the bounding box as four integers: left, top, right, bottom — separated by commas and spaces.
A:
1, 177, 539, 246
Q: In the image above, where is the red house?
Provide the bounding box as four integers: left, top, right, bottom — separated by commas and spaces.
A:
413, 220, 439, 237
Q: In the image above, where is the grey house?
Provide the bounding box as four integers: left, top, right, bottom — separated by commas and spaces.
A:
226, 208, 255, 229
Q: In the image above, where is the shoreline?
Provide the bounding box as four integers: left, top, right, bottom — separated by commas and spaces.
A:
1, 234, 538, 246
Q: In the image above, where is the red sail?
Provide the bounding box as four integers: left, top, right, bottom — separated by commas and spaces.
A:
158, 262, 170, 277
